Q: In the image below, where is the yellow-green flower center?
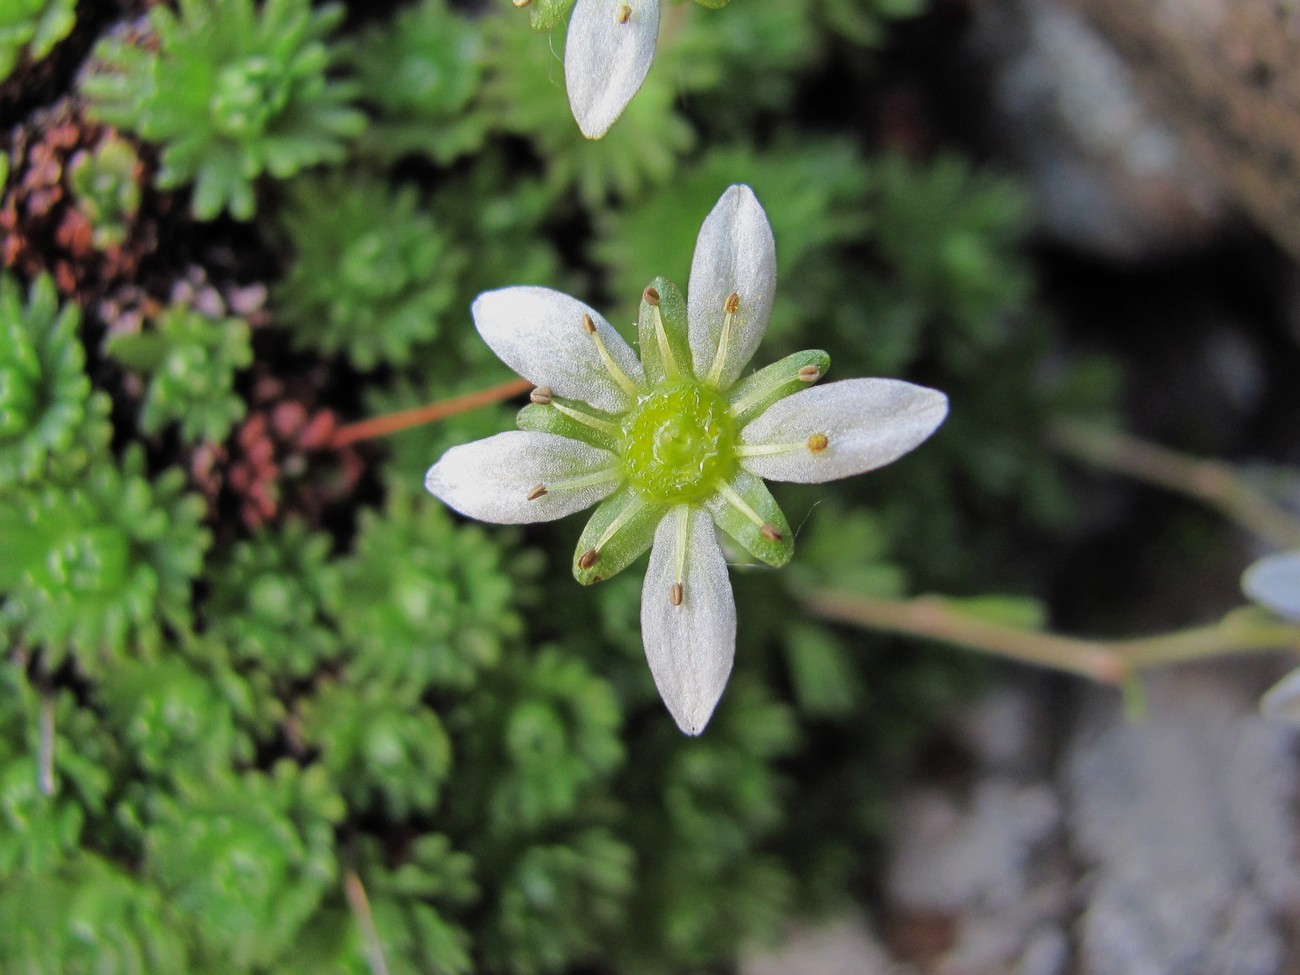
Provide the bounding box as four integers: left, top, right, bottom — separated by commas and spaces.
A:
621, 382, 736, 503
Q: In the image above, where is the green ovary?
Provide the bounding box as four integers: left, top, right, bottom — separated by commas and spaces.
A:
621, 383, 736, 503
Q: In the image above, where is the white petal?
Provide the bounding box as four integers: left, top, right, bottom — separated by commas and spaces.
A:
473, 286, 644, 414
1242, 551, 1300, 620
687, 185, 777, 389
565, 0, 659, 140
641, 506, 736, 735
1260, 667, 1300, 725
739, 379, 948, 483
426, 431, 619, 524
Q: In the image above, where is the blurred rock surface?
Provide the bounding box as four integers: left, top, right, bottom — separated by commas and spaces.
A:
743, 666, 1300, 975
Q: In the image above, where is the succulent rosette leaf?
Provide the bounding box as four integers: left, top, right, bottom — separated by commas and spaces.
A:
427, 185, 948, 734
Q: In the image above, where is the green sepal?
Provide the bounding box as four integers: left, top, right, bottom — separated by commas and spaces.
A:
525, 0, 577, 31
516, 399, 621, 454
572, 484, 664, 585
728, 349, 830, 426
704, 469, 792, 567
636, 276, 693, 387
693, 0, 729, 7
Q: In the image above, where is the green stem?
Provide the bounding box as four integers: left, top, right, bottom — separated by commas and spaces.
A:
1050, 420, 1300, 548
803, 591, 1300, 684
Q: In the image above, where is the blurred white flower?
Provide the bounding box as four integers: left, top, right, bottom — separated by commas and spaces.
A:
1243, 551, 1300, 723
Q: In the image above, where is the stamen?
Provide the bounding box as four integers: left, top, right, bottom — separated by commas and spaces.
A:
760, 523, 783, 541
526, 484, 548, 501
578, 549, 600, 570
512, 0, 530, 6
594, 496, 646, 552
673, 504, 689, 591
716, 481, 765, 528
548, 468, 623, 493
735, 441, 805, 457
530, 385, 553, 405
582, 313, 641, 398
644, 288, 679, 380
670, 582, 684, 606
617, 3, 632, 22
730, 360, 821, 418
807, 433, 829, 453
706, 292, 741, 387
551, 400, 621, 436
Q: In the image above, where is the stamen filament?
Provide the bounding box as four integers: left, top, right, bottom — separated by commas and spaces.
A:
735, 442, 806, 457
651, 306, 680, 380
551, 401, 621, 436
715, 481, 765, 528
595, 496, 647, 552
706, 293, 740, 387
552, 467, 623, 492
584, 313, 642, 398
673, 504, 689, 589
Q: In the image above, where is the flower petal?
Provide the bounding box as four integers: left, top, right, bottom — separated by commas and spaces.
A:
1242, 551, 1300, 620
572, 482, 664, 584
687, 185, 777, 389
738, 379, 948, 483
425, 431, 620, 524
473, 286, 645, 414
564, 0, 660, 140
703, 469, 793, 568
641, 505, 736, 735
1261, 666, 1300, 725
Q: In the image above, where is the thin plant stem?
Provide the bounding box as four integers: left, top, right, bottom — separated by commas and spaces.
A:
344, 870, 390, 975
804, 591, 1300, 684
1050, 420, 1300, 548
330, 377, 533, 448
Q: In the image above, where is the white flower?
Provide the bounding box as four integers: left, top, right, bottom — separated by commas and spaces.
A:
1243, 551, 1300, 723
564, 0, 660, 139
426, 185, 948, 734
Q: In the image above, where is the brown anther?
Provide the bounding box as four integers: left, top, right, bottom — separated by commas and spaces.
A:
529, 385, 553, 405
643, 286, 660, 306
797, 365, 822, 383
723, 292, 740, 314
670, 582, 684, 606
807, 433, 829, 453
617, 3, 632, 22
578, 548, 600, 570
582, 313, 596, 334
526, 484, 548, 501
760, 523, 783, 542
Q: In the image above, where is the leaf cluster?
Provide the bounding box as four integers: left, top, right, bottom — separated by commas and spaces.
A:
0, 0, 76, 82
0, 0, 1129, 972
107, 303, 253, 443
81, 0, 366, 219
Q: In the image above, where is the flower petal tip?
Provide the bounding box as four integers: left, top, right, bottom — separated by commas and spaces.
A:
565, 0, 659, 141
